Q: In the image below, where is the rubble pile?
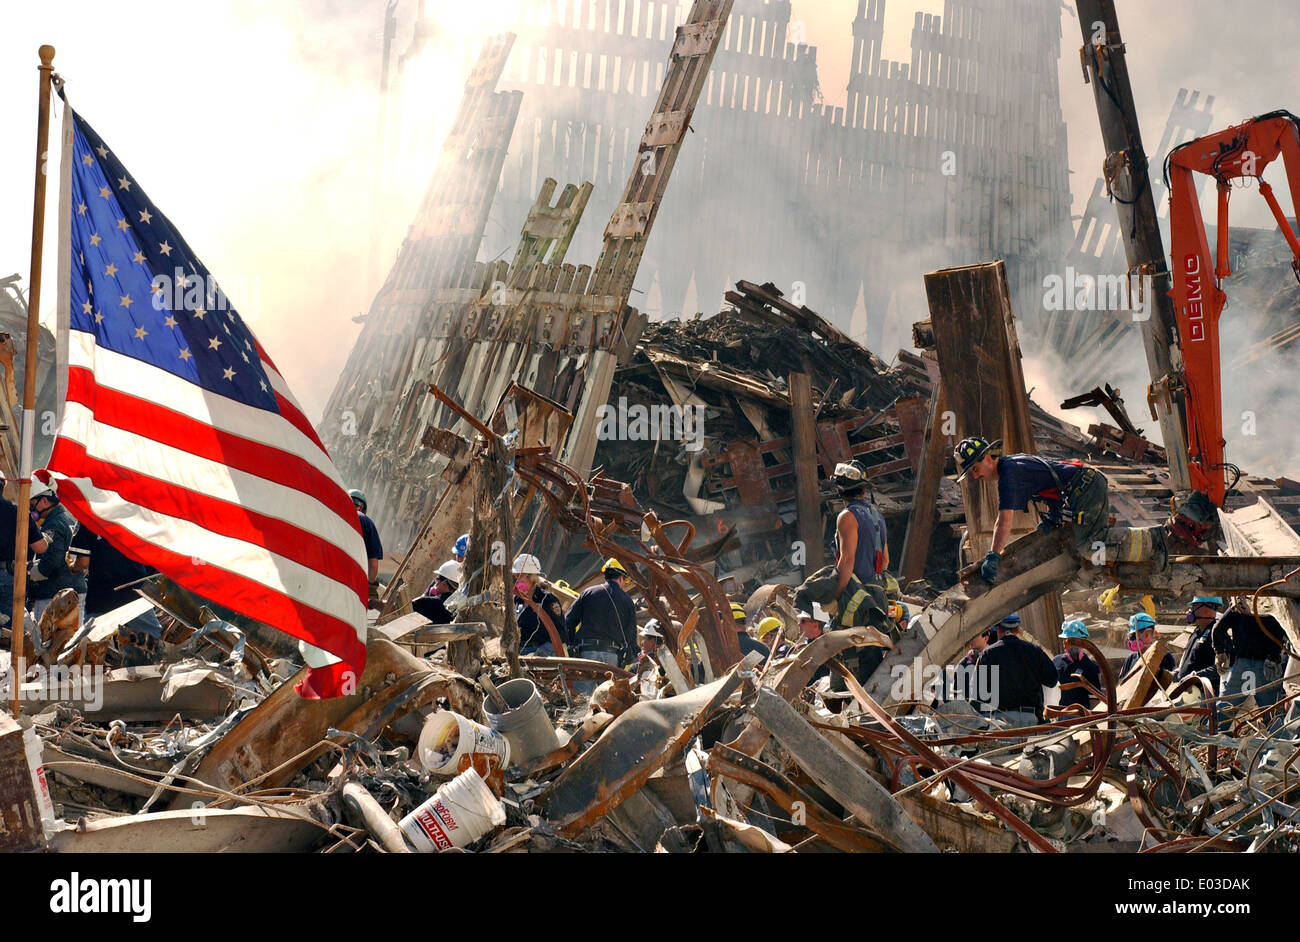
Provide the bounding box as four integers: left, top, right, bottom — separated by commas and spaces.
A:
8, 570, 1299, 854
5, 268, 1300, 856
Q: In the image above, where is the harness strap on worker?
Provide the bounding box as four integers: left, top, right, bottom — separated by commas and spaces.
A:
1029, 455, 1093, 526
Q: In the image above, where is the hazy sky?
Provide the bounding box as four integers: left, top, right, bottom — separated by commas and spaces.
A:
2, 0, 1296, 426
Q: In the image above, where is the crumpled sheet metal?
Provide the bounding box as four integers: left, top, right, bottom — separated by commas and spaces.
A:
724, 627, 886, 760
540, 655, 758, 837
170, 639, 479, 807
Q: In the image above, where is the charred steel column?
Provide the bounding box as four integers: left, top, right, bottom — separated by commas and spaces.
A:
1074, 0, 1191, 495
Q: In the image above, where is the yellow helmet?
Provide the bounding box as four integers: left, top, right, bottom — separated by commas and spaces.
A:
756, 616, 782, 640
730, 602, 747, 623
602, 557, 627, 575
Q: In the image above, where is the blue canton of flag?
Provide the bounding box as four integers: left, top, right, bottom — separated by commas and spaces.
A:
67, 115, 277, 408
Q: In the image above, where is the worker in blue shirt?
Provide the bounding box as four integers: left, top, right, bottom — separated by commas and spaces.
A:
952, 437, 1109, 585
1121, 612, 1176, 678
831, 460, 889, 616
1053, 620, 1102, 709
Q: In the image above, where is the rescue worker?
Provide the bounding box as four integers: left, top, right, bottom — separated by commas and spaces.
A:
513, 553, 566, 656
794, 602, 832, 683
349, 489, 384, 608
1175, 596, 1224, 694
882, 572, 910, 638
0, 485, 49, 623
26, 475, 88, 626
756, 616, 790, 658
974, 611, 1057, 727
453, 533, 469, 565
634, 620, 667, 685
948, 623, 998, 701
1053, 620, 1101, 709
731, 602, 770, 661
798, 564, 892, 689
566, 558, 637, 693
1121, 612, 1176, 678
1214, 601, 1289, 712
952, 437, 1109, 585
412, 559, 460, 624
636, 619, 665, 663
69, 522, 160, 639
831, 460, 889, 614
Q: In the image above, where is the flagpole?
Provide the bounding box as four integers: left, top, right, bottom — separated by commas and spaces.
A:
9, 45, 56, 717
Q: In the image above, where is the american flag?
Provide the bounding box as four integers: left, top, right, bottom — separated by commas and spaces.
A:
47, 100, 367, 698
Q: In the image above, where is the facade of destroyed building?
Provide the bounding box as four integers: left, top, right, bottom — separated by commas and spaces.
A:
321, 0, 1076, 549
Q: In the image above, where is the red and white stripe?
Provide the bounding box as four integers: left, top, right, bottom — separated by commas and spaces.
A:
49, 330, 368, 690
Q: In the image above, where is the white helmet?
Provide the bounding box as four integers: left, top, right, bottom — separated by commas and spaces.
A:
798, 602, 829, 625
639, 619, 664, 640
511, 553, 542, 575
29, 477, 56, 500
435, 559, 462, 584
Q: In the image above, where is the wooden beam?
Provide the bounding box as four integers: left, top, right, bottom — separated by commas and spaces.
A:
900, 382, 948, 584
789, 371, 824, 574
924, 261, 1065, 651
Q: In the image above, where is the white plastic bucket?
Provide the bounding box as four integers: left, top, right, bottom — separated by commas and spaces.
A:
482, 678, 560, 765
417, 710, 511, 774
398, 768, 506, 852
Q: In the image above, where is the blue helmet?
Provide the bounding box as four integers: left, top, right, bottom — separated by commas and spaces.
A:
999, 612, 1021, 629
1128, 612, 1157, 637
1059, 619, 1089, 640
1191, 595, 1223, 608
454, 533, 469, 557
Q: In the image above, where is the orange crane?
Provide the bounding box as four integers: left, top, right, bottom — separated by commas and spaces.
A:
1166, 110, 1300, 510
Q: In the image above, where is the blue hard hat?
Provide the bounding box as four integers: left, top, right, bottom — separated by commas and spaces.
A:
1128, 612, 1157, 636
999, 612, 1021, 628
1059, 619, 1089, 640
454, 533, 469, 557
1191, 595, 1223, 608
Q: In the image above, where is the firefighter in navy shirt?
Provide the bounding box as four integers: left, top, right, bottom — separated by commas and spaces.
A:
953, 437, 1109, 585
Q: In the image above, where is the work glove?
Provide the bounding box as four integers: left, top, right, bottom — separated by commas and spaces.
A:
1214, 651, 1231, 674
979, 551, 1000, 584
